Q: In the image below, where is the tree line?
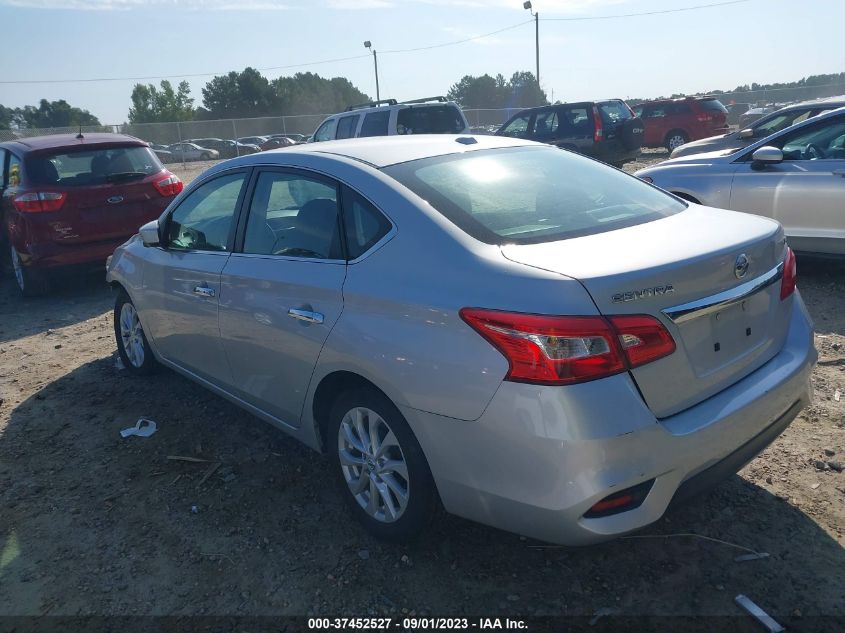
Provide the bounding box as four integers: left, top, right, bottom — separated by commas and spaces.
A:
3, 70, 842, 130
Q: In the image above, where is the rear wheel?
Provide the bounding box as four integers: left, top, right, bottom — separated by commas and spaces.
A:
8, 245, 48, 297
665, 130, 689, 153
114, 291, 158, 375
328, 387, 436, 542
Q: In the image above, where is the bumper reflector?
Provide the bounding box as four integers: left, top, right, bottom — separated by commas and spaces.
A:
584, 479, 655, 519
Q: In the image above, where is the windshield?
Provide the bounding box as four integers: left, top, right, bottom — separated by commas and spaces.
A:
384, 146, 685, 245
27, 145, 163, 187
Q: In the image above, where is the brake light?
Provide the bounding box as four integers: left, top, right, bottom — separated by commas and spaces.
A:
780, 247, 797, 300
592, 105, 603, 143
154, 174, 183, 197
13, 191, 66, 213
459, 309, 675, 386
608, 315, 676, 368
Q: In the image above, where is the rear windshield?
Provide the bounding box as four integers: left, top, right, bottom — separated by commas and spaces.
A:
384, 146, 685, 245
396, 105, 465, 135
598, 101, 633, 123
699, 99, 728, 113
27, 145, 163, 187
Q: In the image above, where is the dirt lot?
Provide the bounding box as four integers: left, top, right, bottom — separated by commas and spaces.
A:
0, 150, 843, 627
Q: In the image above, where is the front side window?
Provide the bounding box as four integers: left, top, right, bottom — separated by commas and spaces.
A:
166, 172, 246, 251
26, 146, 163, 186
342, 188, 392, 260
779, 117, 845, 161
385, 146, 685, 245
499, 114, 531, 138
242, 170, 341, 260
336, 115, 360, 140
360, 110, 390, 137
313, 119, 337, 142
396, 105, 465, 135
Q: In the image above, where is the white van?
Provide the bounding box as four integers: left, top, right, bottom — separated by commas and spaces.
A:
310, 97, 470, 142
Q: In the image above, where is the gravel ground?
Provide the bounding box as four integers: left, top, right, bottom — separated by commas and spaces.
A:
0, 149, 843, 626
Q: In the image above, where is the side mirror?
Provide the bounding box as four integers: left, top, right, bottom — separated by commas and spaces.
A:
739, 128, 754, 139
751, 146, 783, 165
139, 220, 161, 247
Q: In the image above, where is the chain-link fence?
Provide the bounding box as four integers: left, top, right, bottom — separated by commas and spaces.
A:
3, 80, 843, 150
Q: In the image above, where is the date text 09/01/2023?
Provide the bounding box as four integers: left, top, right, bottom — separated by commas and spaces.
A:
307, 617, 528, 630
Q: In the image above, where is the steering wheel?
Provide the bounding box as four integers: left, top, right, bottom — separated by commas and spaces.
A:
804, 143, 826, 160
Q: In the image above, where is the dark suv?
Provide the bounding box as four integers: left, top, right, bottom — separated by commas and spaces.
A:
495, 100, 643, 167
0, 133, 183, 295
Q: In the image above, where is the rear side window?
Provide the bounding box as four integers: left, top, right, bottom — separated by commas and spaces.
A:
314, 119, 337, 142
342, 188, 391, 259
598, 101, 632, 123
396, 105, 465, 135
559, 107, 592, 135
27, 146, 162, 187
336, 115, 360, 140
360, 111, 390, 137
532, 111, 559, 136
667, 103, 692, 115
385, 146, 685, 245
699, 99, 728, 113
7, 152, 22, 187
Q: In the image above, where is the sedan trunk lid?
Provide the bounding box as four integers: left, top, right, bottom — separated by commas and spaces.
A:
501, 204, 792, 418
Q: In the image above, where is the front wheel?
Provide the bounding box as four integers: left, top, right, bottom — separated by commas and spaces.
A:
114, 291, 158, 375
200, 152, 211, 160
329, 388, 437, 542
665, 131, 689, 152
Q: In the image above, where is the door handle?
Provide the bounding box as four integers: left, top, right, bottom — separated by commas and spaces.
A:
832, 169, 845, 178
288, 308, 324, 324
193, 285, 215, 298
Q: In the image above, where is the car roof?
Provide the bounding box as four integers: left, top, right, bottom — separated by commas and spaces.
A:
0, 133, 146, 154
775, 95, 845, 110
230, 134, 538, 169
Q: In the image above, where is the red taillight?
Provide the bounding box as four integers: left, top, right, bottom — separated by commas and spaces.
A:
780, 247, 797, 300
592, 105, 603, 143
13, 191, 66, 213
459, 309, 675, 386
154, 174, 183, 197
608, 315, 677, 368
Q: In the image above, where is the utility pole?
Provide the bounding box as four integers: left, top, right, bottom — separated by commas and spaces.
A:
523, 2, 540, 103
364, 41, 380, 101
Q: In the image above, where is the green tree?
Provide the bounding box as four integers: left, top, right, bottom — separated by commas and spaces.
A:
128, 80, 194, 123
200, 67, 277, 119
447, 74, 503, 108
273, 72, 369, 115
15, 99, 100, 128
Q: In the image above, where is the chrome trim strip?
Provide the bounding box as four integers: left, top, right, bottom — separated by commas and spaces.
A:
662, 262, 784, 325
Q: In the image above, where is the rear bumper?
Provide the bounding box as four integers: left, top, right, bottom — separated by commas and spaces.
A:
402, 294, 816, 545
14, 236, 130, 270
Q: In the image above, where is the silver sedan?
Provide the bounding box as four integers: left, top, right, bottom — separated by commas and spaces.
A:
638, 107, 845, 256
107, 135, 815, 545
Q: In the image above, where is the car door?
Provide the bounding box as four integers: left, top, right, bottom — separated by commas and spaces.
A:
729, 114, 845, 255
140, 169, 250, 386
218, 167, 347, 425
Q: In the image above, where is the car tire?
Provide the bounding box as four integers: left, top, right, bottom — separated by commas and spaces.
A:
8, 245, 48, 297
114, 290, 158, 375
328, 387, 437, 542
201, 152, 211, 160
665, 130, 689, 153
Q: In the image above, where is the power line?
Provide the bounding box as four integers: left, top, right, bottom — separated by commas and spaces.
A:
0, 0, 754, 86
542, 0, 751, 21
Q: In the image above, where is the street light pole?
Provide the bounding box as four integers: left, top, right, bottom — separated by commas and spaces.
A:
523, 2, 539, 102
364, 41, 380, 101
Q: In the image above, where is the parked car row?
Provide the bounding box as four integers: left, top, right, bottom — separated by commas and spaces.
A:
143, 135, 305, 163
3, 91, 838, 548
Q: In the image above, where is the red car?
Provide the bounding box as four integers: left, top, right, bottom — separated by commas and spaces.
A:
0, 133, 183, 295
633, 96, 730, 153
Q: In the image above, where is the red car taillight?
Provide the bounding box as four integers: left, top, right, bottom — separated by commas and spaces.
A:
780, 247, 797, 300
153, 174, 183, 197
13, 191, 66, 213
459, 309, 675, 386
592, 105, 603, 143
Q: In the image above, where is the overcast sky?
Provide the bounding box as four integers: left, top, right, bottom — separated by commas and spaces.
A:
0, 0, 841, 123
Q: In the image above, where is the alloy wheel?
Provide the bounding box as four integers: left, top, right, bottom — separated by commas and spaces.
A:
668, 134, 687, 150
119, 302, 146, 368
337, 407, 410, 523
